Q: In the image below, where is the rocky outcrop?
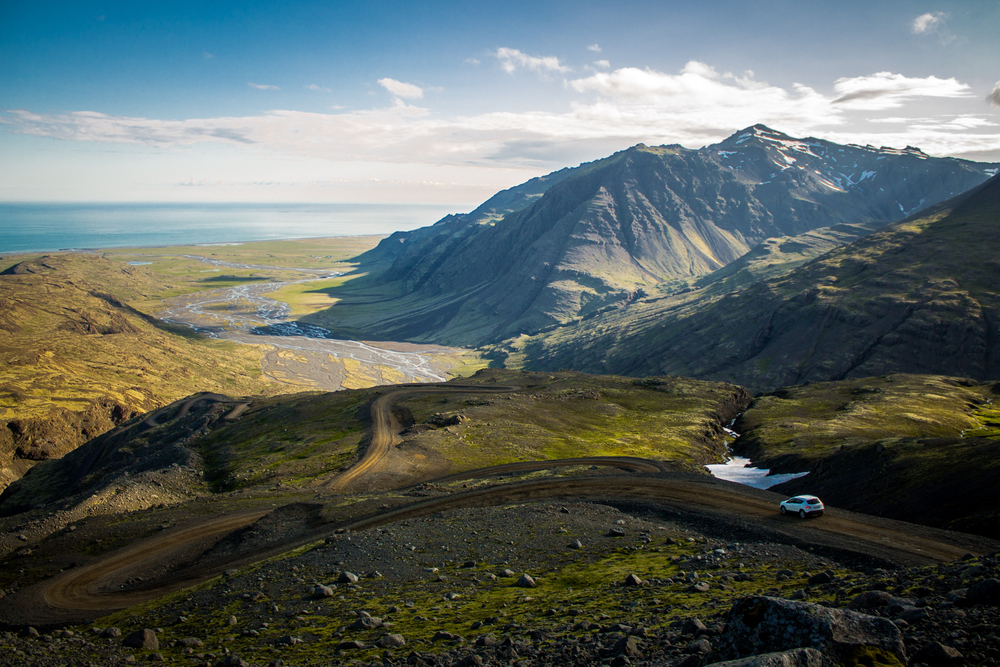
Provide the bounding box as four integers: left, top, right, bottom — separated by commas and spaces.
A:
714, 596, 906, 666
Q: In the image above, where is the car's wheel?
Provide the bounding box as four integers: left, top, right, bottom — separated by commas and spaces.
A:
799, 509, 806, 519
780, 506, 786, 515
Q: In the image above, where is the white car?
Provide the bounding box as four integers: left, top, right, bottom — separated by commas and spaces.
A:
780, 495, 824, 518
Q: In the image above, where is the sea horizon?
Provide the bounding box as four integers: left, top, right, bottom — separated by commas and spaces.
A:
0, 201, 464, 255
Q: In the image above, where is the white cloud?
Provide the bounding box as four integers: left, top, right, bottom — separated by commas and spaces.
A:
594, 60, 610, 69
989, 82, 1000, 109
378, 77, 424, 100
832, 71, 970, 110
3, 64, 996, 179
587, 44, 601, 53
912, 11, 946, 34
566, 61, 840, 135
465, 58, 481, 65
306, 84, 332, 92
203, 52, 214, 59
495, 47, 571, 75
248, 82, 280, 90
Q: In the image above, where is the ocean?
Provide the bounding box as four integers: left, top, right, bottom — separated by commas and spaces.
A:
0, 202, 462, 254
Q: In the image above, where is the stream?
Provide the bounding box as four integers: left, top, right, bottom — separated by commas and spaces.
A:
704, 420, 810, 490
151, 258, 463, 391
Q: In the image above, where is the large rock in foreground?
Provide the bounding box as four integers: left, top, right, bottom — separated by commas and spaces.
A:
714, 596, 905, 667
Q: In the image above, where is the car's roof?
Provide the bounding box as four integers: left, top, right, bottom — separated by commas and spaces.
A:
786, 495, 821, 501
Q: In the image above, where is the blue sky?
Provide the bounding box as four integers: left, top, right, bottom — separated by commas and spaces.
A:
2, 0, 999, 203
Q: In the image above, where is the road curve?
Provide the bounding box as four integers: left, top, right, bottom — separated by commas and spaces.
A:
10, 382, 998, 626
329, 383, 520, 492
424, 456, 671, 485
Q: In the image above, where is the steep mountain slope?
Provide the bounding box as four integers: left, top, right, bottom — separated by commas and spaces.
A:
519, 172, 1000, 390
308, 125, 997, 346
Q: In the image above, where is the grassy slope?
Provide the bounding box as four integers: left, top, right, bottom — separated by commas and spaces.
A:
499, 220, 881, 371
514, 174, 1000, 391
195, 369, 750, 493
0, 254, 280, 488
734, 373, 1000, 537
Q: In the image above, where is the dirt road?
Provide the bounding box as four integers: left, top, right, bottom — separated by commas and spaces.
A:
328, 383, 521, 492
10, 382, 999, 625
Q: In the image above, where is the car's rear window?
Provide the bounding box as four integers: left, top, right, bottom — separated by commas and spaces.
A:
807, 498, 820, 503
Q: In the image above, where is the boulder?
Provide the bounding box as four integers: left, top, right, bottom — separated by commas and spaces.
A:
338, 571, 359, 584
807, 571, 834, 586
377, 634, 406, 648
966, 577, 1000, 606
623, 574, 643, 587
313, 584, 334, 598
516, 574, 537, 588
715, 596, 905, 667
122, 628, 159, 650
706, 648, 833, 666
348, 615, 383, 631
613, 635, 642, 658
908, 641, 964, 666
846, 590, 892, 613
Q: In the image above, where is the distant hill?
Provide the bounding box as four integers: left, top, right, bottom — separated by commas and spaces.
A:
0, 255, 274, 491
518, 172, 1000, 390
309, 125, 998, 347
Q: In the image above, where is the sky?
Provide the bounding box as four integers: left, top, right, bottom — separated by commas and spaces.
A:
2, 0, 999, 205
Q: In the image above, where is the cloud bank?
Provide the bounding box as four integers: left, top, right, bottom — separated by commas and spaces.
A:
3, 61, 997, 171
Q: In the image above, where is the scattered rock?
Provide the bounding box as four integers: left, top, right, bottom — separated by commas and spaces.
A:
682, 618, 707, 636
177, 637, 203, 647
623, 573, 643, 587
847, 590, 892, 613
569, 539, 583, 549
348, 615, 383, 631
608, 527, 627, 537
313, 584, 334, 598
516, 574, 537, 588
807, 570, 834, 585
338, 571, 359, 584
122, 629, 159, 650
613, 635, 642, 658
909, 641, 964, 666
966, 577, 1000, 605
377, 634, 406, 648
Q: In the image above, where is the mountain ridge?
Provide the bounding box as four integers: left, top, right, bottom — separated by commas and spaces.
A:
516, 172, 1000, 390
307, 125, 998, 347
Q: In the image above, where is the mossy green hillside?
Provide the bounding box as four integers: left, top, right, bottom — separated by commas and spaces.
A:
735, 374, 993, 465
384, 370, 748, 473
190, 389, 379, 492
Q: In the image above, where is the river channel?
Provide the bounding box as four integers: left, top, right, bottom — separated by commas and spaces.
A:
152, 257, 465, 391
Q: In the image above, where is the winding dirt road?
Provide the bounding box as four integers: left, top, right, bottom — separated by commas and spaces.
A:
10, 381, 999, 625
328, 383, 520, 492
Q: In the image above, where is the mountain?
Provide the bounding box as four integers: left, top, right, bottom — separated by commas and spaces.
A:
307, 125, 998, 346
517, 172, 1000, 390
